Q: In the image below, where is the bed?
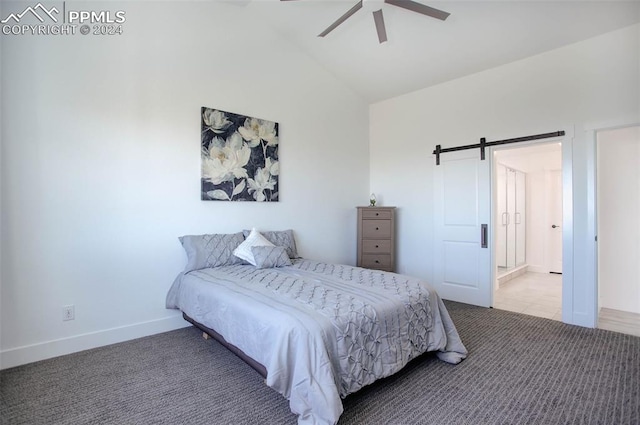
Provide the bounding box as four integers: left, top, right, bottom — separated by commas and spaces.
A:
166, 230, 467, 425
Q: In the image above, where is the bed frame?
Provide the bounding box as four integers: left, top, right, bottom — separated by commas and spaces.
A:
182, 312, 267, 379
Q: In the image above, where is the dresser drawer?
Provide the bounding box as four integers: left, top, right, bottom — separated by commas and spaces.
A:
361, 209, 393, 220
362, 219, 391, 239
361, 254, 392, 269
362, 239, 391, 254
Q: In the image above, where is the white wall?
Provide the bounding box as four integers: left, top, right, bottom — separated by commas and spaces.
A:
597, 126, 640, 314
370, 24, 640, 325
0, 2, 369, 368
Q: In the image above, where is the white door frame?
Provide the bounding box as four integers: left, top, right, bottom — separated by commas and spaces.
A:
488, 127, 574, 321
585, 116, 640, 327
560, 134, 574, 324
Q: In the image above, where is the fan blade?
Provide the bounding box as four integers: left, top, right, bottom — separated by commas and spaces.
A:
318, 1, 363, 37
384, 0, 450, 21
372, 10, 387, 43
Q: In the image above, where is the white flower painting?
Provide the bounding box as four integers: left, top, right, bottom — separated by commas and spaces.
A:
201, 107, 279, 201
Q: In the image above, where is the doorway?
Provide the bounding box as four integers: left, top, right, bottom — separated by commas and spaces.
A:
492, 143, 563, 320
596, 125, 640, 336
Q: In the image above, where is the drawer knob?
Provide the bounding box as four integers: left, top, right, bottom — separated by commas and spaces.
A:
376, 213, 379, 216
375, 245, 379, 248
375, 260, 380, 264
376, 227, 379, 230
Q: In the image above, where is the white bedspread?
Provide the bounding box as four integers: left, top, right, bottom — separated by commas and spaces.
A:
166, 259, 467, 425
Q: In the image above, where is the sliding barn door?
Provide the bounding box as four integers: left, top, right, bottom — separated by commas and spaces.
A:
433, 149, 492, 307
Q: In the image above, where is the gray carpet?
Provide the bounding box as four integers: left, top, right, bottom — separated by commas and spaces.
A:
1, 302, 638, 425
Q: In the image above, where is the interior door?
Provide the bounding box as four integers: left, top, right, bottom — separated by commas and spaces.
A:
433, 149, 492, 307
548, 169, 563, 273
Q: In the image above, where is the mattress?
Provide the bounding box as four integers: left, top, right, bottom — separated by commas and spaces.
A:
166, 259, 467, 425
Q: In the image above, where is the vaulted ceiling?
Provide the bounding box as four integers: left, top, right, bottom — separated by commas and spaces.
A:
238, 0, 640, 102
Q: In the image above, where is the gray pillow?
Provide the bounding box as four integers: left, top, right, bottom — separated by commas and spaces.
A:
243, 229, 298, 259
251, 246, 292, 269
179, 233, 245, 272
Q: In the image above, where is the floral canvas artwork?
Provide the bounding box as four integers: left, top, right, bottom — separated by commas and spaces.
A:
201, 107, 279, 202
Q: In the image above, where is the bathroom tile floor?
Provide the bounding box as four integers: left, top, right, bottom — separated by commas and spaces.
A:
493, 271, 562, 321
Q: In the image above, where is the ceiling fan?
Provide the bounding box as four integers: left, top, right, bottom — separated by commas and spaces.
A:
281, 0, 450, 44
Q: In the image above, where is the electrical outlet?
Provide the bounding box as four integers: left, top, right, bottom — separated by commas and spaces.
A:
63, 305, 75, 321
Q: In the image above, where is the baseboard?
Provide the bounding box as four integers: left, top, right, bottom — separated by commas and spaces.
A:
0, 314, 191, 370
526, 265, 547, 274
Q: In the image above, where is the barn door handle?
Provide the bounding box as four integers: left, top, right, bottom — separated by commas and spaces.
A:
481, 224, 488, 248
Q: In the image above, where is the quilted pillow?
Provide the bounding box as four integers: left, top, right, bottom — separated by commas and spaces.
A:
179, 232, 245, 272
251, 246, 292, 269
233, 228, 275, 266
242, 229, 298, 259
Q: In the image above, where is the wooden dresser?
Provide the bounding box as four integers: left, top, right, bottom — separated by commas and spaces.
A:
356, 206, 396, 272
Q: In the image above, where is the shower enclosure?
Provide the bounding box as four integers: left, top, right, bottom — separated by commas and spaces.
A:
496, 164, 526, 274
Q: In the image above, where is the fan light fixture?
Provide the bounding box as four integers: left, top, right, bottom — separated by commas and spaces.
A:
282, 0, 450, 44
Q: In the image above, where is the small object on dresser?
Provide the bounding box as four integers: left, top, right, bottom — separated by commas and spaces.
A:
369, 193, 377, 206
357, 206, 396, 272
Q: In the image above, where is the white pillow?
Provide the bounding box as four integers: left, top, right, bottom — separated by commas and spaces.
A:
233, 228, 275, 266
